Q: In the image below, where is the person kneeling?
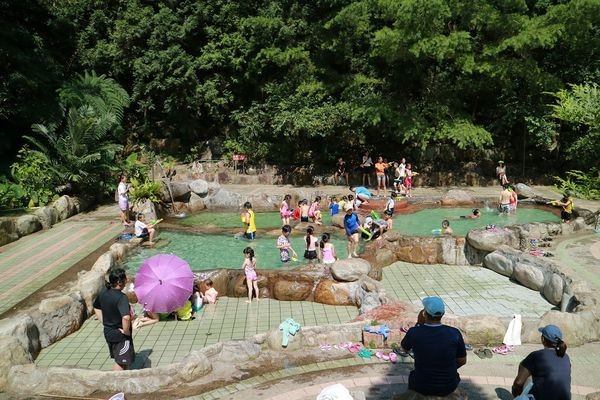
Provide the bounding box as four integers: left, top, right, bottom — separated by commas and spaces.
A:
135, 214, 156, 244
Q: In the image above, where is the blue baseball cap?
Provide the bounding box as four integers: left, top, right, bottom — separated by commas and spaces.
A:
538, 325, 563, 343
422, 296, 445, 317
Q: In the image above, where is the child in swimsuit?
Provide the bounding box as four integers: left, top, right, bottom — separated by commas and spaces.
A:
300, 200, 310, 222
320, 233, 336, 264
277, 225, 295, 262
304, 226, 319, 262
308, 196, 322, 225
280, 194, 292, 225
242, 247, 259, 303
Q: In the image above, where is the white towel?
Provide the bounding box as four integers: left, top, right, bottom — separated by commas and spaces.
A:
316, 384, 353, 400
503, 314, 522, 346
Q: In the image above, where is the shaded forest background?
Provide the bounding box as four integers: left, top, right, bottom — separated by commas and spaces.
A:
1, 0, 599, 206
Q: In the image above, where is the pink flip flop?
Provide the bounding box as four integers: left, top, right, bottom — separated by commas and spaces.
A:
375, 351, 390, 361
349, 343, 362, 353
389, 352, 398, 363
492, 345, 514, 355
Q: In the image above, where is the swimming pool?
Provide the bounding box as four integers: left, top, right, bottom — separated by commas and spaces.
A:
124, 229, 355, 273
178, 211, 333, 229
395, 207, 560, 237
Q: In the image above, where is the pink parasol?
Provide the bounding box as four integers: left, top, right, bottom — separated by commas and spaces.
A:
134, 254, 194, 313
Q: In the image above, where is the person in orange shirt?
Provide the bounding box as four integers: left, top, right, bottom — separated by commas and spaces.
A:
374, 156, 388, 196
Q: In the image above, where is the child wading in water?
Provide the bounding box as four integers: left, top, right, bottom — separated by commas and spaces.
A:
320, 233, 337, 264
277, 225, 297, 263
241, 202, 256, 240
304, 226, 319, 262
280, 194, 292, 225
242, 247, 259, 303
309, 196, 323, 225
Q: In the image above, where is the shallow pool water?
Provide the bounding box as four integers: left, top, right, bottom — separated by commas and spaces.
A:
395, 207, 560, 237
179, 211, 333, 229
124, 230, 354, 273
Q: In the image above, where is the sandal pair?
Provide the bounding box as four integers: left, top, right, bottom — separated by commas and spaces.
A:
474, 348, 493, 359
375, 351, 398, 363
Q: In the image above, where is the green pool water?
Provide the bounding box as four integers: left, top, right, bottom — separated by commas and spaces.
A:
178, 211, 333, 229
395, 207, 560, 237
124, 230, 354, 273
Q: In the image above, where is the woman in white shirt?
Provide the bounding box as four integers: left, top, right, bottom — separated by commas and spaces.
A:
117, 174, 131, 226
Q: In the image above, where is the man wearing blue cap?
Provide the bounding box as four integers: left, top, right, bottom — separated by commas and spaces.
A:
400, 296, 467, 396
512, 324, 571, 399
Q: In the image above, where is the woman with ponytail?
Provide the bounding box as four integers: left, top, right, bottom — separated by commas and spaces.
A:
512, 324, 571, 399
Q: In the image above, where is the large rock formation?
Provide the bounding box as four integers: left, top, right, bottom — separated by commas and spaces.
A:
483, 246, 571, 307
440, 189, 476, 206
514, 183, 537, 199
52, 195, 77, 221
0, 336, 31, 389
15, 215, 42, 236
189, 179, 209, 197
466, 227, 520, 252
33, 206, 58, 229
0, 217, 18, 246
331, 259, 371, 282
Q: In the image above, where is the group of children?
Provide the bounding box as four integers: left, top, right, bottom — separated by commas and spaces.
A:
375, 157, 418, 198
132, 279, 219, 329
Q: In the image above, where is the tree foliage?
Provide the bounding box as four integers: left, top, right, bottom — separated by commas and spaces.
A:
1, 0, 599, 177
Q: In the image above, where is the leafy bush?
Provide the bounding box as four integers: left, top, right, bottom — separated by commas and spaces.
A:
554, 170, 600, 200
0, 178, 26, 209
10, 147, 58, 207
129, 179, 162, 204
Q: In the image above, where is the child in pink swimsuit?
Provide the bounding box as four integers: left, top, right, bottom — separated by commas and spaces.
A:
242, 247, 259, 303
280, 194, 292, 225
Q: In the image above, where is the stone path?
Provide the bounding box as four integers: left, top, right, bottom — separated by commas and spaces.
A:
0, 205, 123, 316
181, 342, 600, 400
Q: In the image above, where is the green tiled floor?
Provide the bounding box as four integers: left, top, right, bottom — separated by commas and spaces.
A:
36, 297, 358, 370
381, 262, 553, 317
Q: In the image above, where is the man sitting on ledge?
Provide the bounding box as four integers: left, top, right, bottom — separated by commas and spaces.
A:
401, 296, 467, 397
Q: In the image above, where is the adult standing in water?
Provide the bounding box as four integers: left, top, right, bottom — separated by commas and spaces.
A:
512, 325, 571, 399
498, 184, 512, 214
93, 268, 135, 371
117, 174, 131, 227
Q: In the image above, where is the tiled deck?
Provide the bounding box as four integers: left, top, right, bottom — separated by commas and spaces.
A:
382, 262, 553, 317
36, 297, 357, 370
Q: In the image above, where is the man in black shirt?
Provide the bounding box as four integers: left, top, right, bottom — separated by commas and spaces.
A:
93, 268, 135, 370
401, 296, 467, 396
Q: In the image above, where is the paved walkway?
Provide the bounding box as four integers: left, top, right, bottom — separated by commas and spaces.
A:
0, 205, 123, 316
181, 342, 600, 400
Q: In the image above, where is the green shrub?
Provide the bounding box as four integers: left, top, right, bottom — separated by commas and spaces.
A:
554, 170, 600, 200
10, 147, 58, 207
129, 179, 162, 204
0, 178, 26, 209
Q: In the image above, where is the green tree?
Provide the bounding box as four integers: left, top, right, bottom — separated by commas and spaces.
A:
24, 72, 130, 193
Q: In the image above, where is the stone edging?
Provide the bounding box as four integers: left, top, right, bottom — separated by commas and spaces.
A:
0, 195, 91, 247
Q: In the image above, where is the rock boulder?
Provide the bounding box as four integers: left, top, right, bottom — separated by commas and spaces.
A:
162, 181, 191, 202
0, 335, 31, 390
0, 217, 18, 246
331, 259, 372, 282
187, 192, 206, 213
466, 227, 519, 252
189, 179, 209, 197
0, 315, 40, 355
206, 189, 241, 209
272, 279, 313, 301
314, 280, 354, 305
514, 183, 537, 199
52, 196, 76, 221
36, 294, 86, 347
440, 189, 476, 206
33, 206, 59, 229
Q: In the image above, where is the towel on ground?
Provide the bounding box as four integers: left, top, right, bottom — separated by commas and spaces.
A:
279, 318, 301, 347
316, 383, 353, 400
503, 314, 522, 346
